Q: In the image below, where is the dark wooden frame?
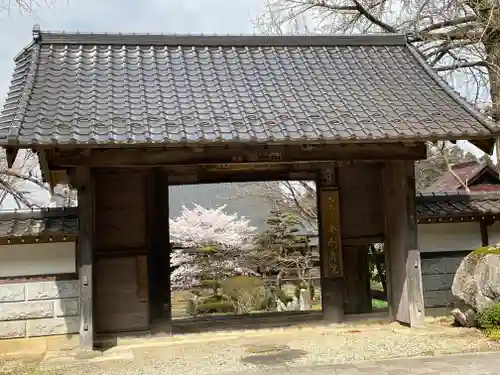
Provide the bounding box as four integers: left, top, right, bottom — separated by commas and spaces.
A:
33, 138, 430, 350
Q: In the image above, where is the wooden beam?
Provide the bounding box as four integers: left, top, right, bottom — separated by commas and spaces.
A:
76, 167, 95, 351
317, 164, 345, 322
382, 161, 424, 327
166, 167, 318, 185
148, 168, 172, 333
48, 143, 427, 168
5, 147, 18, 168
0, 234, 77, 245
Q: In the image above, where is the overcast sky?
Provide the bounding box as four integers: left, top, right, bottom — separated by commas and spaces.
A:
0, 0, 264, 104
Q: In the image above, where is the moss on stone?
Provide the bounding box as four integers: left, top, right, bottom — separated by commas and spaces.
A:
470, 245, 500, 259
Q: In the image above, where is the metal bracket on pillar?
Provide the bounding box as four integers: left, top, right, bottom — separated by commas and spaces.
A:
319, 162, 337, 188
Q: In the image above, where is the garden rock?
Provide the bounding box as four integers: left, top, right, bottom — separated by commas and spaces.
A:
451, 248, 500, 317
451, 306, 476, 327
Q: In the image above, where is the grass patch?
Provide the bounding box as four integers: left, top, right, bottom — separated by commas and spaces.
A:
372, 298, 388, 310
485, 327, 500, 341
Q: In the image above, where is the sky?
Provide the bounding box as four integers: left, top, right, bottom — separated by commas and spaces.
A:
0, 0, 264, 106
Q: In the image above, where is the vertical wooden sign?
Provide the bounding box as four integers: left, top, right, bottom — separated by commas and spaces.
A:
319, 188, 343, 278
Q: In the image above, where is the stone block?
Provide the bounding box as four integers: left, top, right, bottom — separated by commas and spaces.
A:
423, 290, 457, 308
0, 301, 53, 321
27, 317, 79, 337
422, 273, 455, 292
54, 298, 79, 317
0, 284, 25, 302
421, 255, 465, 275
26, 280, 78, 301
0, 320, 26, 339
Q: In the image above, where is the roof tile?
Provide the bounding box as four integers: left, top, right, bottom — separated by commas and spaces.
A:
0, 207, 78, 238
416, 192, 500, 218
0, 31, 497, 146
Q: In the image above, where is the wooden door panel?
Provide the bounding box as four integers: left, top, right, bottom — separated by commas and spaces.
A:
95, 257, 149, 333
338, 163, 384, 239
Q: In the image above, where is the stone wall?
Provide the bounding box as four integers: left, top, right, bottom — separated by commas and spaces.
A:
421, 251, 470, 308
0, 280, 79, 339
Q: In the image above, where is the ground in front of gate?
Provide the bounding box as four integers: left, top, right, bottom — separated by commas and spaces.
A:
2, 316, 500, 375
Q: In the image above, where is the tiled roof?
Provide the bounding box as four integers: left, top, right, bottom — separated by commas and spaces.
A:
423, 161, 490, 192
0, 27, 498, 146
0, 194, 496, 239
416, 192, 500, 219
0, 207, 78, 239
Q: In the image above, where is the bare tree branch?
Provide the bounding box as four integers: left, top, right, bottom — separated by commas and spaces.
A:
420, 15, 477, 33
435, 60, 487, 71
351, 0, 396, 32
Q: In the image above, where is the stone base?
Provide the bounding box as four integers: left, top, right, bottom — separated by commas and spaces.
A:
0, 334, 79, 357
321, 277, 345, 323
74, 349, 103, 360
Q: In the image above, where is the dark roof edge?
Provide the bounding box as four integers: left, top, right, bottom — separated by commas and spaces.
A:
406, 44, 497, 138
6, 34, 42, 144
33, 29, 407, 47
0, 207, 78, 222
467, 163, 495, 185
416, 191, 500, 202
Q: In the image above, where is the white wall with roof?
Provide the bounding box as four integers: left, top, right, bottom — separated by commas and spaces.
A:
418, 222, 482, 253
0, 242, 76, 278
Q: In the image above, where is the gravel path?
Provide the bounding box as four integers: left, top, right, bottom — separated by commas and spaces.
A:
2, 320, 500, 375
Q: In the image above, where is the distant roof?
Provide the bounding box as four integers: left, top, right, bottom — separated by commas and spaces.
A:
0, 207, 78, 243
0, 191, 498, 242
0, 26, 498, 148
416, 192, 500, 221
424, 161, 500, 193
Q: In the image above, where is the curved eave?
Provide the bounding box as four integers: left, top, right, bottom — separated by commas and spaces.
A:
407, 43, 498, 154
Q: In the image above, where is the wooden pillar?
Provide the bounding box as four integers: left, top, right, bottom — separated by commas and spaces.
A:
480, 219, 490, 246
317, 164, 344, 322
382, 161, 424, 327
76, 167, 95, 351
343, 245, 372, 314
148, 168, 172, 333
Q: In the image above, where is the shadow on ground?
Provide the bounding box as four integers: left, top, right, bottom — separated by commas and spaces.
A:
240, 343, 307, 366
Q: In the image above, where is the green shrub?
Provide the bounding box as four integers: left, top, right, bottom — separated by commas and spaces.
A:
477, 303, 500, 331
222, 276, 265, 314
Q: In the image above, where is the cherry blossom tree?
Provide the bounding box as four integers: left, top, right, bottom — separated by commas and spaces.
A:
169, 204, 259, 291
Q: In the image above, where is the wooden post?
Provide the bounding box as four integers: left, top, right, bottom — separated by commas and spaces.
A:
77, 167, 95, 352
382, 161, 424, 327
343, 245, 372, 314
148, 168, 172, 334
480, 219, 489, 246
317, 164, 344, 322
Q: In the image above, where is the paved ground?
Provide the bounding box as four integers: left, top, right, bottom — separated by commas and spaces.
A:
265, 352, 500, 375
223, 352, 500, 374
3, 319, 500, 375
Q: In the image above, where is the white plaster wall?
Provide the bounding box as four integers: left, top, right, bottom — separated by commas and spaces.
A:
0, 242, 76, 277
487, 221, 500, 245
418, 222, 482, 253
